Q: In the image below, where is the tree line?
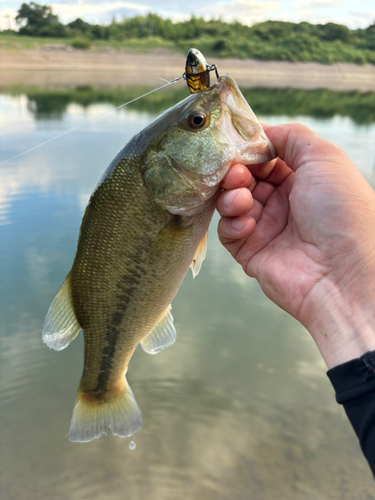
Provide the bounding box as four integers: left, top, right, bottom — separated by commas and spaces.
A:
6, 2, 375, 64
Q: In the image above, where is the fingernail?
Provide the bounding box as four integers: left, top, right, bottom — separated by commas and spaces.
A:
230, 218, 246, 232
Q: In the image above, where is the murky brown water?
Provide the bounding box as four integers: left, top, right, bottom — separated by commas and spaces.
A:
1, 91, 375, 499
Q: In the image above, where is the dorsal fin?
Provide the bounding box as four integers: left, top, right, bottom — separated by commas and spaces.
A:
42, 272, 82, 351
190, 231, 208, 278
141, 305, 176, 355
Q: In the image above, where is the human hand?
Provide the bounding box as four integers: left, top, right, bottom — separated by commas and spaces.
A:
217, 123, 375, 368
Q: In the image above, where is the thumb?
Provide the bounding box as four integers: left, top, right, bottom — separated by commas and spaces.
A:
263, 123, 348, 173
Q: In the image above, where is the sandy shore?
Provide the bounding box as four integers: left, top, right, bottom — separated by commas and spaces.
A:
1, 48, 374, 92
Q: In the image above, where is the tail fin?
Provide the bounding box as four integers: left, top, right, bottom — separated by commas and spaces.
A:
68, 378, 142, 443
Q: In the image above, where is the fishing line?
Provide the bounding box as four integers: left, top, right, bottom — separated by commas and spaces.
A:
0, 76, 184, 167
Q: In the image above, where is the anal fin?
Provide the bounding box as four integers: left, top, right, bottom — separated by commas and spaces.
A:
42, 271, 81, 351
191, 231, 208, 278
141, 305, 176, 355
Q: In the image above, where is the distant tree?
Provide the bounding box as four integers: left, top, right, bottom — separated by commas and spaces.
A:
360, 21, 375, 50
67, 18, 92, 35
16, 2, 66, 37
318, 22, 351, 42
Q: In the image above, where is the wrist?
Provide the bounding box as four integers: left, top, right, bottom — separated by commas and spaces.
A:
302, 279, 375, 369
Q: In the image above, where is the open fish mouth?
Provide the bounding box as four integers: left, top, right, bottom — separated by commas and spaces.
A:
216, 75, 276, 165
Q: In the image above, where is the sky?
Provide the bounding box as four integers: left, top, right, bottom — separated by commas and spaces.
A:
0, 0, 374, 31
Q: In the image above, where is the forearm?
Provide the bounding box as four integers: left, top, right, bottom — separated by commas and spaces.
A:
302, 277, 375, 369
302, 277, 375, 477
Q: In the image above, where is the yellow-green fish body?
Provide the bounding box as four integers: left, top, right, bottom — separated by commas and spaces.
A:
43, 75, 275, 442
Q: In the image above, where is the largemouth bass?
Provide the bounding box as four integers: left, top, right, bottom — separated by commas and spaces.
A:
43, 75, 275, 442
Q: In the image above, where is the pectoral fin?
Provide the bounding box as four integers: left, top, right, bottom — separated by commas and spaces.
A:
42, 271, 82, 351
141, 305, 176, 355
190, 231, 208, 278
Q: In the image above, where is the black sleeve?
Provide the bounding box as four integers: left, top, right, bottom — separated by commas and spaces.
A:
327, 350, 375, 477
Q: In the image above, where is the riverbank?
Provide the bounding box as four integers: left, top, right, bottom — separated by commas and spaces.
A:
1, 48, 375, 92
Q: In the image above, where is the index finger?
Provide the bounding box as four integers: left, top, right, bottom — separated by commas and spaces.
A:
250, 158, 292, 186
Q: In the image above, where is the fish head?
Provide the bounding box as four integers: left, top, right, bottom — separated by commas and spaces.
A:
142, 74, 276, 216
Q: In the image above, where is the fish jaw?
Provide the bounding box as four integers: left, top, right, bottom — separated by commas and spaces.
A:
213, 74, 276, 167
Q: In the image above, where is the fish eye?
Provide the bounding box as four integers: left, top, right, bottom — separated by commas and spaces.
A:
187, 112, 207, 129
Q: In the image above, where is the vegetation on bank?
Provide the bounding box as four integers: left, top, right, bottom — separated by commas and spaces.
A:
0, 32, 177, 52
1, 1, 374, 64
4, 84, 375, 125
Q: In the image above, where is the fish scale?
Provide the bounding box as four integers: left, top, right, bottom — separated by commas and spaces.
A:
73, 152, 213, 396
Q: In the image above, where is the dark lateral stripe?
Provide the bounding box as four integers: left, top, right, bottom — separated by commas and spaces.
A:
93, 256, 146, 394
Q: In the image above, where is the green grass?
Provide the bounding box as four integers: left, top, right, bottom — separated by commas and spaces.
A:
0, 33, 180, 54
0, 32, 67, 50
70, 37, 91, 50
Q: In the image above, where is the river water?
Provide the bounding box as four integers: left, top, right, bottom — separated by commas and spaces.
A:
1, 88, 375, 499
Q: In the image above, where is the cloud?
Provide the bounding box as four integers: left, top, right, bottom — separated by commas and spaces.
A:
350, 10, 375, 25
293, 0, 372, 27
51, 1, 150, 23
201, 0, 279, 23
50, 0, 280, 25
308, 0, 343, 7
0, 8, 17, 30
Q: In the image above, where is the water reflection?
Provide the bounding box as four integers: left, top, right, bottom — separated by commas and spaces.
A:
9, 85, 375, 125
1, 91, 375, 499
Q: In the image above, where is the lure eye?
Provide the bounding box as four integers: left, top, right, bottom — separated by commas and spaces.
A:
187, 112, 207, 129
